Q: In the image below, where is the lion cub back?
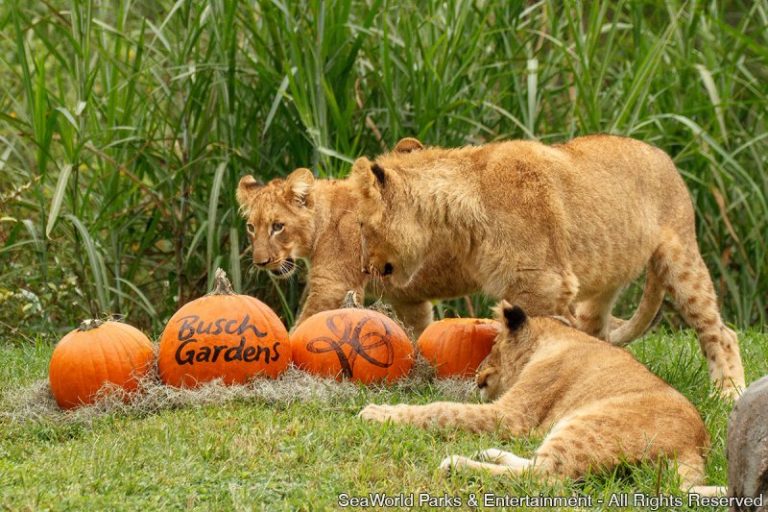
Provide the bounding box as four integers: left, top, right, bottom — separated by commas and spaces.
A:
510, 313, 704, 431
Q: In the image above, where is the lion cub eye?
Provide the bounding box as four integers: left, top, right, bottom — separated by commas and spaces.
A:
246, 223, 256, 235
271, 222, 284, 234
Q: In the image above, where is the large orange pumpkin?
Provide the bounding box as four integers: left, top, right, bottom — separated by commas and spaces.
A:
158, 268, 290, 387
291, 305, 413, 384
49, 319, 155, 409
417, 318, 499, 378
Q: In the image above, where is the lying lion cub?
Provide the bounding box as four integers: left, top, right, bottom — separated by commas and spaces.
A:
360, 303, 719, 493
351, 135, 744, 395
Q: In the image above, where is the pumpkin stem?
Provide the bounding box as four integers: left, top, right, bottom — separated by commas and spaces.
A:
78, 318, 104, 331
342, 290, 362, 309
209, 267, 236, 296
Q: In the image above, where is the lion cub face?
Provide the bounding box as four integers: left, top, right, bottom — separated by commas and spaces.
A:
351, 139, 430, 286
475, 303, 537, 402
235, 168, 315, 278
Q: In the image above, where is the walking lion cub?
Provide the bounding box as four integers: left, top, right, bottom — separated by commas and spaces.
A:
351, 135, 744, 396
236, 167, 657, 342
360, 303, 717, 492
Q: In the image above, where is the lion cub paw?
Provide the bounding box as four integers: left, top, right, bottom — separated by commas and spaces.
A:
439, 455, 464, 473
475, 448, 510, 463
474, 448, 530, 468
359, 403, 403, 423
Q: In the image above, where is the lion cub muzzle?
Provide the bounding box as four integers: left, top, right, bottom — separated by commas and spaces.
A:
362, 261, 394, 278
254, 255, 297, 278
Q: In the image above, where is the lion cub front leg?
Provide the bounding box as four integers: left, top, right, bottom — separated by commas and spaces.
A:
294, 271, 365, 329
359, 402, 510, 434
388, 298, 434, 338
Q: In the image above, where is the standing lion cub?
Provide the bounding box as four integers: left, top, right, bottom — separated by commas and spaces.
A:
236, 167, 655, 341
351, 135, 744, 396
360, 303, 718, 493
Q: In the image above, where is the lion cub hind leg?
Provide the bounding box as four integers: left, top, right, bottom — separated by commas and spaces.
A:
677, 450, 727, 496
528, 395, 707, 485
572, 288, 622, 339
676, 450, 707, 490
475, 448, 531, 468
652, 234, 745, 396
502, 268, 579, 319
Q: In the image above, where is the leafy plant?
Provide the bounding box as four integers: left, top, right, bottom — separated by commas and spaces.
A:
1, 0, 766, 339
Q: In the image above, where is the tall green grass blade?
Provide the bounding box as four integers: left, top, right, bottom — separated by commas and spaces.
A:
229, 227, 241, 293
65, 214, 109, 314
207, 161, 228, 275
262, 71, 294, 138
114, 277, 158, 320
45, 164, 72, 238
694, 64, 729, 144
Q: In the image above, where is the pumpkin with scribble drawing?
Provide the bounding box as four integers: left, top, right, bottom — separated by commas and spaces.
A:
291, 304, 413, 384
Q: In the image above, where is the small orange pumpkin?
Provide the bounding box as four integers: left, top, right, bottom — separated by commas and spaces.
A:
417, 318, 499, 378
49, 319, 155, 409
291, 299, 413, 383
158, 268, 290, 387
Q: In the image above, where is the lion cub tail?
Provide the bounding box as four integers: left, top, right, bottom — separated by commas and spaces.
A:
608, 265, 665, 346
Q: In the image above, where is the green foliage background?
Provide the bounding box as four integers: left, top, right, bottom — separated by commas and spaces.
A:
1, 0, 766, 339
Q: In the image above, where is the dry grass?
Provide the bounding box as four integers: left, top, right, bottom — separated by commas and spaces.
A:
1, 357, 476, 428
1, 297, 477, 429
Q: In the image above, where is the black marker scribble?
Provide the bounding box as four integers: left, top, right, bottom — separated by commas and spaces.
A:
306, 314, 394, 378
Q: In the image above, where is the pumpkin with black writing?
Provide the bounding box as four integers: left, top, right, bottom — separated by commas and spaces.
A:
158, 268, 290, 387
291, 296, 413, 383
417, 318, 499, 377
49, 319, 155, 409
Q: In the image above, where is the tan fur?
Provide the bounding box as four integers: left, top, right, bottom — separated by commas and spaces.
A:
350, 135, 744, 395
360, 303, 712, 489
237, 169, 437, 332
237, 165, 657, 341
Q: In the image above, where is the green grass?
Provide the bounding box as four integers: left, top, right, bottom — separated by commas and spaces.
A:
1, 329, 767, 510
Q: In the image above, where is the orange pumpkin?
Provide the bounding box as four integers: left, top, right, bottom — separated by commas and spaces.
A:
417, 318, 500, 377
158, 268, 290, 387
291, 306, 413, 384
49, 319, 155, 409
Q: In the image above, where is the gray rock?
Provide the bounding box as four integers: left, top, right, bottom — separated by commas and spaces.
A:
728, 375, 768, 511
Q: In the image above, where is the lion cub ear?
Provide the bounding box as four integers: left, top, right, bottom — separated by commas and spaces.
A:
285, 168, 314, 207
393, 137, 424, 153
498, 301, 527, 333
351, 157, 387, 198
236, 175, 262, 214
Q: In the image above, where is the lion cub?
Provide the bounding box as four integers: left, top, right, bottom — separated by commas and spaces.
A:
360, 303, 713, 491
351, 135, 744, 396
